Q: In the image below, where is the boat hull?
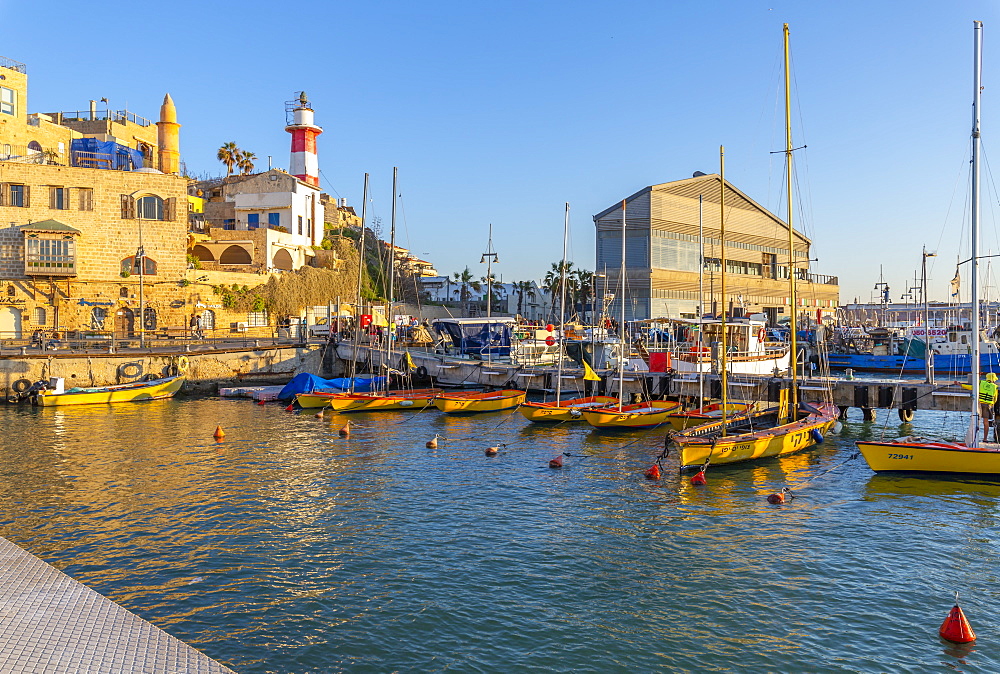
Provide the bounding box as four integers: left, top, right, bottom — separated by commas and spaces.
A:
675, 404, 838, 468
663, 402, 757, 431
297, 389, 440, 411
855, 440, 1000, 474
36, 376, 185, 407
434, 390, 526, 414
519, 396, 619, 422
827, 352, 1000, 374
581, 400, 681, 429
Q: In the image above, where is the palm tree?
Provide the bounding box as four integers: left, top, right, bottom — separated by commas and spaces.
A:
452, 267, 481, 317
237, 150, 257, 175
544, 261, 575, 321
513, 280, 534, 317
217, 142, 239, 176
481, 275, 504, 315
574, 269, 594, 319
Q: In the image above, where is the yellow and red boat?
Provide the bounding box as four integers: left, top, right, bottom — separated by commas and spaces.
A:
519, 396, 619, 423
35, 375, 185, 407
433, 389, 526, 414
663, 401, 758, 431
580, 400, 682, 429
296, 388, 441, 411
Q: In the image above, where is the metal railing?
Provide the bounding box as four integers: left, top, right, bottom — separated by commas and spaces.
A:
0, 56, 26, 74
0, 144, 49, 164
55, 109, 153, 127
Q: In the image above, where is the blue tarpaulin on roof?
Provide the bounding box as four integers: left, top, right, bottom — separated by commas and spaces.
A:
277, 373, 387, 400
70, 138, 144, 171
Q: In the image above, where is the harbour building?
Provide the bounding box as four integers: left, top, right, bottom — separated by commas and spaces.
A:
593, 173, 839, 324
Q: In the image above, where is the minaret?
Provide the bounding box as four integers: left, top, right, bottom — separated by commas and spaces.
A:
285, 92, 322, 187
156, 93, 181, 174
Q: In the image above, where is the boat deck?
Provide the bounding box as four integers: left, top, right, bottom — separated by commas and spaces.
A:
0, 536, 233, 672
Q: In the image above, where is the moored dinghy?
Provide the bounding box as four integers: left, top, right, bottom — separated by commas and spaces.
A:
520, 395, 620, 422
297, 388, 442, 411
35, 375, 184, 407
581, 400, 681, 429
434, 389, 526, 414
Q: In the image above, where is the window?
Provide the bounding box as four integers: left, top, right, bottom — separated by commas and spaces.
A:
137, 195, 164, 220
298, 215, 303, 235
78, 188, 93, 211
120, 255, 158, 276
247, 311, 268, 327
201, 309, 216, 331
247, 213, 260, 229
0, 87, 15, 116
268, 212, 281, 228
143, 307, 157, 330
8, 184, 27, 207
90, 307, 107, 330
223, 219, 236, 230
120, 287, 130, 298
25, 236, 75, 275
49, 187, 68, 210
33, 307, 46, 325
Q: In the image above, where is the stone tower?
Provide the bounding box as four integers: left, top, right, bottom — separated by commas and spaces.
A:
156, 93, 180, 174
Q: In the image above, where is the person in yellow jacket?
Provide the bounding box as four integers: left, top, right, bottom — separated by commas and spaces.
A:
961, 372, 999, 441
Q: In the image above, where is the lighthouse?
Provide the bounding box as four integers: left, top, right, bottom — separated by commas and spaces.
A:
285, 92, 322, 187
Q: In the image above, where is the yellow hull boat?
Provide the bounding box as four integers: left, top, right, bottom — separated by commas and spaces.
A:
35, 376, 185, 407
581, 400, 682, 429
663, 402, 757, 431
434, 389, 526, 414
519, 396, 620, 423
674, 403, 838, 468
855, 439, 1000, 474
297, 388, 441, 411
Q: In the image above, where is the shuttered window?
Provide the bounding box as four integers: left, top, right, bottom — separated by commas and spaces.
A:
121, 194, 136, 219
78, 188, 93, 211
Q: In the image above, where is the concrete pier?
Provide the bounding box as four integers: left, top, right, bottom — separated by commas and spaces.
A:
0, 536, 234, 672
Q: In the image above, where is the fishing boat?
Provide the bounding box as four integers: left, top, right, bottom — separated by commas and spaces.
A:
434, 389, 526, 414
35, 375, 184, 407
671, 23, 838, 468
581, 399, 681, 429
856, 21, 1000, 475
297, 388, 441, 411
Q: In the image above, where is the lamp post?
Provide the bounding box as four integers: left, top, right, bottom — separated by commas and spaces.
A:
480, 224, 499, 320
874, 282, 890, 326
923, 247, 937, 383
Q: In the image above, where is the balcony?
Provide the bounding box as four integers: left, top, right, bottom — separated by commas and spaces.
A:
0, 56, 26, 74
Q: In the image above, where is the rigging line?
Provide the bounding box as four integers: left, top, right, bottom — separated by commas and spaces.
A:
317, 169, 344, 200
981, 141, 1000, 257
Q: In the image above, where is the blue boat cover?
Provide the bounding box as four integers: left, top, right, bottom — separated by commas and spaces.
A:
70, 138, 144, 171
432, 320, 513, 357
277, 373, 386, 399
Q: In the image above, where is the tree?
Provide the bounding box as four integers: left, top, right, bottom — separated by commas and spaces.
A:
452, 267, 481, 317
480, 274, 504, 315
217, 142, 240, 176
237, 150, 257, 175
574, 269, 594, 318
513, 280, 534, 317
544, 261, 576, 321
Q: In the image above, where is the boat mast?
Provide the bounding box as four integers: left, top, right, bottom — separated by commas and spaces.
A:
349, 172, 369, 393
698, 194, 705, 408
618, 199, 627, 411
720, 147, 728, 433
784, 22, 798, 412
971, 20, 983, 445
387, 167, 398, 389
556, 202, 569, 402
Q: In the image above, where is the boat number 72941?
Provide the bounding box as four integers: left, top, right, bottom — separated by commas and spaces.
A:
887, 453, 913, 460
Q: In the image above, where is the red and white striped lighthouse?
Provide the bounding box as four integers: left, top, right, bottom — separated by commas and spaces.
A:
285, 92, 322, 187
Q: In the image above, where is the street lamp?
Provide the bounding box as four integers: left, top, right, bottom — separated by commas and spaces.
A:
480, 224, 499, 320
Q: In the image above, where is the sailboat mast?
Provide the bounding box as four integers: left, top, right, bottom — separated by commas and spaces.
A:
698, 194, 705, 408
784, 22, 799, 410
387, 167, 398, 381
971, 20, 983, 439
556, 202, 569, 402
349, 172, 369, 392
618, 199, 627, 410
720, 147, 728, 432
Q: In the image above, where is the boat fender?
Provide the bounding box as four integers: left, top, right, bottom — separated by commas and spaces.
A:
118, 363, 142, 379
831, 421, 843, 435
810, 428, 824, 444
399, 400, 414, 407
6, 393, 21, 404
415, 365, 429, 378
11, 378, 32, 393
569, 408, 582, 418
176, 355, 190, 373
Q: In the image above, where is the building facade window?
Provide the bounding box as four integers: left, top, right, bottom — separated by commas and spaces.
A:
268, 212, 281, 228
143, 307, 157, 330
49, 187, 69, 210
223, 219, 236, 230
247, 213, 260, 229
33, 307, 46, 325
137, 195, 164, 220
8, 184, 27, 207
0, 87, 15, 116
247, 311, 268, 327
78, 188, 93, 211
298, 216, 303, 235
24, 236, 75, 275
120, 255, 158, 276
90, 307, 107, 330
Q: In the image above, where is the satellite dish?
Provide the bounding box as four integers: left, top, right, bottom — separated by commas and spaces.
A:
693, 171, 707, 177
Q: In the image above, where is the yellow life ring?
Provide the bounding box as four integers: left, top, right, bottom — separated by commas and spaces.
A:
176, 355, 190, 373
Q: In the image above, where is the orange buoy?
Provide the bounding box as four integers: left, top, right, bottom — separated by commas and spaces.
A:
549, 455, 564, 469
213, 425, 225, 440
426, 435, 439, 449
485, 446, 499, 457
338, 422, 350, 437
644, 464, 661, 480
314, 411, 323, 419
940, 599, 976, 643
257, 400, 266, 406
767, 492, 785, 504
285, 403, 294, 412
690, 470, 706, 486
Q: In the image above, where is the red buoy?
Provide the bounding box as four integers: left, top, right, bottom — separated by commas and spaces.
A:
549, 455, 564, 469
545, 335, 556, 346
257, 400, 266, 406
339, 423, 350, 437
940, 602, 976, 643
545, 324, 554, 332
767, 492, 785, 504
690, 470, 706, 485
644, 464, 661, 480
213, 425, 225, 440
285, 403, 294, 412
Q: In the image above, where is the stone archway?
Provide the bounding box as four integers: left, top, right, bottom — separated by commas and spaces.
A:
272, 248, 294, 271
219, 245, 252, 265
191, 245, 215, 262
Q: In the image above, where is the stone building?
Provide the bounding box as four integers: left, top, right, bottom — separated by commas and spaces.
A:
593, 173, 840, 324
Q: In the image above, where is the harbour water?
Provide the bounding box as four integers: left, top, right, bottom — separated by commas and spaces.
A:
1, 398, 999, 672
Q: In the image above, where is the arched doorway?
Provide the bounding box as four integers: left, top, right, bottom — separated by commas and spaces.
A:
201, 309, 216, 332
219, 245, 252, 265
272, 248, 294, 270
115, 307, 135, 337
191, 245, 215, 262
0, 307, 22, 339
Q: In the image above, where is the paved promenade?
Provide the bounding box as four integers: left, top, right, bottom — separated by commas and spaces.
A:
0, 537, 234, 673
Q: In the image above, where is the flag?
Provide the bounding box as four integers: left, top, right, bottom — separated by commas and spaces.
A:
951, 269, 961, 298
583, 360, 601, 381
404, 351, 415, 371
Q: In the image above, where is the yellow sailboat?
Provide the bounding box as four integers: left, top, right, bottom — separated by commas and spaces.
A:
581, 399, 682, 429
856, 22, 1000, 475
35, 375, 185, 407
434, 389, 526, 414
520, 396, 619, 422
671, 24, 837, 469
663, 401, 757, 431
296, 388, 441, 411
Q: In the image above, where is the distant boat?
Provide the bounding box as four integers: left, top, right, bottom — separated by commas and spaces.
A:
35, 375, 184, 407
434, 389, 526, 414
520, 396, 619, 422
581, 400, 682, 429
297, 388, 441, 411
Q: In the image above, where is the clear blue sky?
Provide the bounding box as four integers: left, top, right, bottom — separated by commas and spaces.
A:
4, 0, 1000, 303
